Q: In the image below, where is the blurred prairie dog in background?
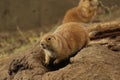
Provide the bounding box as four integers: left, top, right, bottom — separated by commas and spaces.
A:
63, 0, 110, 23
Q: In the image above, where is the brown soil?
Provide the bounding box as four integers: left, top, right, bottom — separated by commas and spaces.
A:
0, 44, 120, 80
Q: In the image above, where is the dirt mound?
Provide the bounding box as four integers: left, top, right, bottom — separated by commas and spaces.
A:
0, 44, 120, 80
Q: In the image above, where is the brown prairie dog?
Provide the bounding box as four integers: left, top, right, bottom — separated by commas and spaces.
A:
40, 22, 89, 65
63, 0, 110, 24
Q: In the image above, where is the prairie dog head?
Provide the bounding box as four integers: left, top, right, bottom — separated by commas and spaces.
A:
40, 34, 58, 52
79, 0, 99, 10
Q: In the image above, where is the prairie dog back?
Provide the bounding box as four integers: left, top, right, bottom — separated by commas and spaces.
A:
40, 22, 89, 65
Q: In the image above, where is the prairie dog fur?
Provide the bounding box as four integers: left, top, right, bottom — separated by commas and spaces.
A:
40, 22, 89, 65
63, 0, 108, 23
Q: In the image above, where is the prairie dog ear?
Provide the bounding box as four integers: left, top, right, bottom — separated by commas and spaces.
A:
50, 35, 56, 40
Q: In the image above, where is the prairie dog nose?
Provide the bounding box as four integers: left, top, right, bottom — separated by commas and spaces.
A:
41, 43, 44, 46
40, 43, 46, 49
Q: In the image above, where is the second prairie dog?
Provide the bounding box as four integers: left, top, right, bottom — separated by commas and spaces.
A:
40, 22, 89, 65
63, 0, 100, 23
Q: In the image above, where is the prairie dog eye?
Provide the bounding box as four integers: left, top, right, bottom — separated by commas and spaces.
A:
47, 37, 51, 41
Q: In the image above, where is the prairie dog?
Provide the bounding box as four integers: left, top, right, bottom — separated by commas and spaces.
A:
63, 0, 108, 23
40, 22, 89, 65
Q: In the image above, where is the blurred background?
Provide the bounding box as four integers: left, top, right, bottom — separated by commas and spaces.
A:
0, 0, 79, 32
0, 0, 120, 32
